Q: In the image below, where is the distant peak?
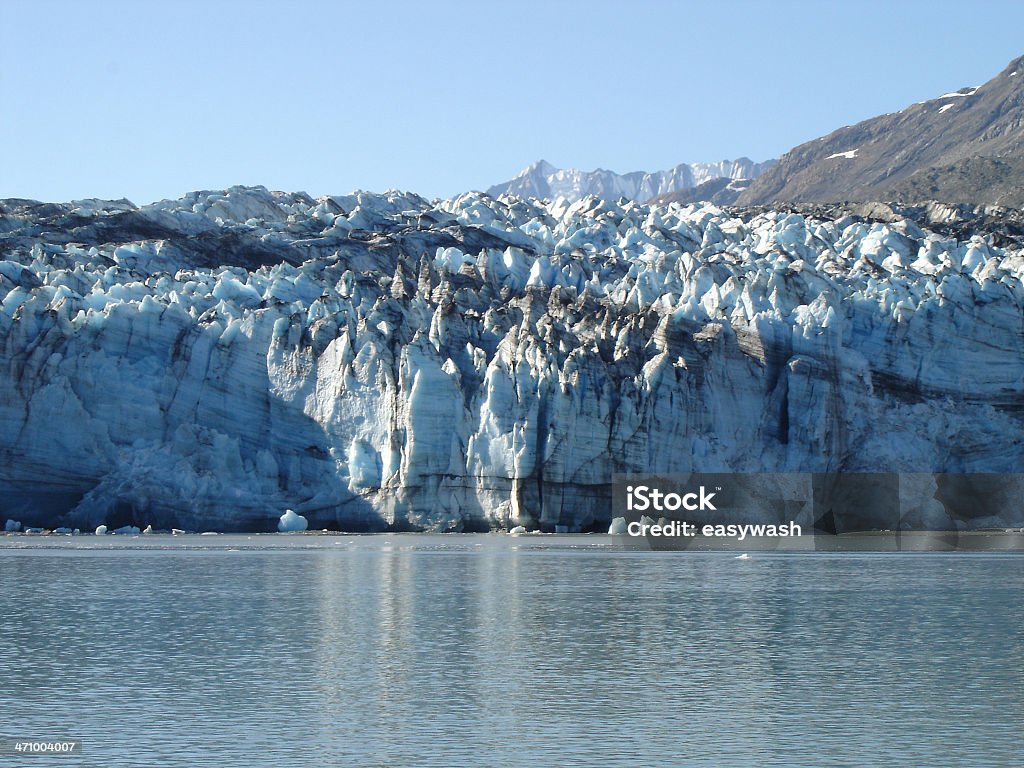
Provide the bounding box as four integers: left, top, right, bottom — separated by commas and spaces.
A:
523, 159, 557, 175
489, 157, 775, 204
1003, 54, 1024, 80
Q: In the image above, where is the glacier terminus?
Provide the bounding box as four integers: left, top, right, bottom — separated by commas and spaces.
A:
1, 187, 1023, 532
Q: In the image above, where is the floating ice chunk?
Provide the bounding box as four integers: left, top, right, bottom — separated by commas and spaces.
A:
608, 517, 628, 534
54, 527, 73, 534
143, 525, 154, 534
278, 509, 309, 532
4, 519, 21, 532
95, 525, 108, 535
112, 525, 141, 535
171, 528, 186, 535
509, 525, 527, 535
200, 531, 219, 536
736, 553, 752, 560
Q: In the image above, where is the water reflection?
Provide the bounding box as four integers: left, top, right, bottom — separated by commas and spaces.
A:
0, 540, 1021, 766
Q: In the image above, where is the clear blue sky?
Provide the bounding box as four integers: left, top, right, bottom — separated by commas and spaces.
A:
3, 0, 1024, 204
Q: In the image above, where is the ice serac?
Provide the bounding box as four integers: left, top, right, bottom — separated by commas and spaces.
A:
1, 187, 1024, 532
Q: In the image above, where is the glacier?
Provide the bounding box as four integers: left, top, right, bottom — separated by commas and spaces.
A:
1, 187, 1024, 532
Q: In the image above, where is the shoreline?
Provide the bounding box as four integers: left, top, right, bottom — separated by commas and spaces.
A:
3, 529, 1024, 553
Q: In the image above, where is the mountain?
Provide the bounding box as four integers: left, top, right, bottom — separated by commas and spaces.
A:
487, 158, 773, 203
3, 187, 1024, 533
649, 177, 754, 206
739, 54, 1024, 207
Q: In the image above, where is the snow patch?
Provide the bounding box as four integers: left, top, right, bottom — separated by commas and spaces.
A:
938, 87, 978, 99
938, 103, 956, 114
826, 149, 859, 160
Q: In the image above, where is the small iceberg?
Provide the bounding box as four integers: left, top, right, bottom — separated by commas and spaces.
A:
4, 519, 22, 532
735, 553, 751, 560
608, 517, 628, 535
95, 525, 108, 535
278, 509, 308, 533
509, 525, 527, 535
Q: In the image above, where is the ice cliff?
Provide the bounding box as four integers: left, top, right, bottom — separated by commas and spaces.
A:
2, 188, 1023, 531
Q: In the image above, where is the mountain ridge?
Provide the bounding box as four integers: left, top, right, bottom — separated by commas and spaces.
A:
739, 54, 1024, 207
487, 157, 774, 203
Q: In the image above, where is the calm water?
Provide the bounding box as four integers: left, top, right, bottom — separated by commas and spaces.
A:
1, 534, 1022, 767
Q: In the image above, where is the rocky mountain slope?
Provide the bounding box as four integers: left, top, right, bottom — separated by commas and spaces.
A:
2, 187, 1024, 532
488, 158, 772, 203
740, 55, 1024, 207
